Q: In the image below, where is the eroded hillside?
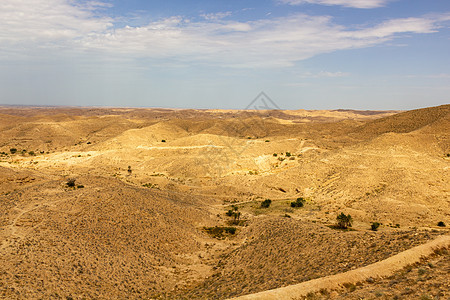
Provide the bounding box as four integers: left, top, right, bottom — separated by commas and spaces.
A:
0, 105, 449, 299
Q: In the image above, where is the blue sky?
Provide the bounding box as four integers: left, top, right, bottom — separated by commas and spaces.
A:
0, 0, 449, 110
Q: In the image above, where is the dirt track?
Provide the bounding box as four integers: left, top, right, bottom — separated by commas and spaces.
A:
231, 235, 450, 300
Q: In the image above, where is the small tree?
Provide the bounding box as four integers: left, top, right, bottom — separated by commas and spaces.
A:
10, 148, 17, 154
336, 213, 352, 229
371, 222, 381, 231
261, 199, 272, 208
226, 205, 241, 225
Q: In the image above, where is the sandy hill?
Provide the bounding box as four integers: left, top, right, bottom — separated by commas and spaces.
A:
0, 175, 216, 299
0, 104, 448, 299
351, 104, 450, 138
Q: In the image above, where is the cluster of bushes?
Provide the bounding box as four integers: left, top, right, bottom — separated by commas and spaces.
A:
142, 183, 159, 189
203, 226, 236, 239
273, 151, 299, 161
226, 205, 241, 225
66, 178, 84, 189
291, 197, 305, 208
8, 148, 40, 156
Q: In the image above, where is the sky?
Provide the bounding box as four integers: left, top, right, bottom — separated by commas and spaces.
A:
0, 0, 449, 110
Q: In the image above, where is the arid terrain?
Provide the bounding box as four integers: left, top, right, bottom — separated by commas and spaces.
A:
0, 104, 449, 299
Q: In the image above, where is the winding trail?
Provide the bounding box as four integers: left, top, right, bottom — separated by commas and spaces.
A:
230, 235, 450, 300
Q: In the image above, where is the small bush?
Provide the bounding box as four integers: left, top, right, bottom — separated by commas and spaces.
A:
161, 139, 166, 142
77, 185, 84, 189
437, 221, 446, 227
273, 153, 277, 157
10, 148, 17, 154
261, 199, 272, 208
336, 212, 352, 229
291, 197, 305, 208
66, 178, 76, 187
371, 222, 381, 231
28, 151, 35, 156
265, 140, 270, 142
285, 152, 291, 157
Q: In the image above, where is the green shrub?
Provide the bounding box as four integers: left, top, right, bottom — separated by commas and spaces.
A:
291, 197, 305, 208
285, 152, 291, 157
161, 139, 166, 142
371, 222, 381, 231
28, 151, 35, 156
10, 148, 17, 154
265, 140, 270, 142
437, 221, 446, 227
273, 153, 277, 157
336, 213, 352, 229
66, 178, 76, 187
261, 199, 272, 208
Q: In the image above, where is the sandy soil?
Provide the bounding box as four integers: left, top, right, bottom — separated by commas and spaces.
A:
0, 105, 449, 299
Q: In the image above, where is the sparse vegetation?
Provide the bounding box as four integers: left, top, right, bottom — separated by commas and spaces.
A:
260, 199, 272, 208
437, 221, 445, 227
291, 197, 305, 208
161, 139, 166, 142
66, 178, 76, 187
371, 222, 381, 231
9, 148, 17, 154
203, 226, 236, 239
142, 183, 158, 189
273, 153, 277, 157
226, 205, 241, 225
336, 212, 353, 229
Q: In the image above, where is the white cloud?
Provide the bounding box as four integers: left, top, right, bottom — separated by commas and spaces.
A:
278, 0, 390, 9
201, 12, 232, 21
301, 71, 351, 78
0, 0, 449, 68
0, 0, 112, 52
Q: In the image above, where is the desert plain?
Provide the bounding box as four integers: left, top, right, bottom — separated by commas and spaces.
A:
0, 104, 449, 299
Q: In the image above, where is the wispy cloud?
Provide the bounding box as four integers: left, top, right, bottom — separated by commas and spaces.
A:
1, 0, 449, 68
277, 0, 391, 9
201, 12, 232, 21
300, 71, 350, 78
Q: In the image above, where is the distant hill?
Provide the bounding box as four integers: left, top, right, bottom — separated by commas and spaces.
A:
352, 104, 449, 138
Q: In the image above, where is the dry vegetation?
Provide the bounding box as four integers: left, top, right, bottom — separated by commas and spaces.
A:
0, 105, 449, 299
